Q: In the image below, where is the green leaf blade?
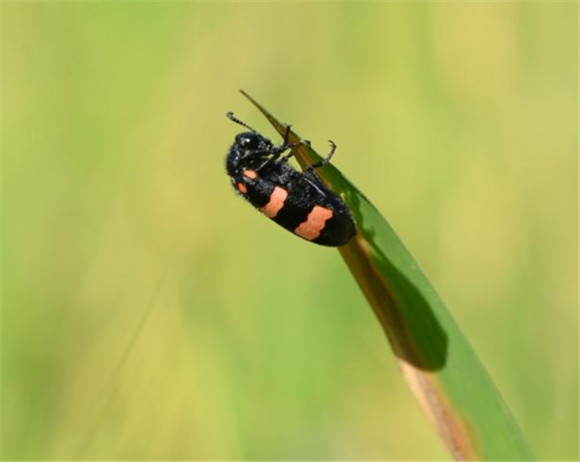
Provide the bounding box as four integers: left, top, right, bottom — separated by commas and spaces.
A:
241, 90, 534, 461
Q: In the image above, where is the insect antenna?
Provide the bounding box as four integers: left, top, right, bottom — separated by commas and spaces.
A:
226, 112, 257, 133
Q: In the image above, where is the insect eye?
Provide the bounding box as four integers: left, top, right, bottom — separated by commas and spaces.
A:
237, 134, 260, 150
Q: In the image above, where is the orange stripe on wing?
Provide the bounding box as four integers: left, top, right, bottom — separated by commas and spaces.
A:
294, 206, 333, 240
260, 186, 288, 218
243, 170, 258, 179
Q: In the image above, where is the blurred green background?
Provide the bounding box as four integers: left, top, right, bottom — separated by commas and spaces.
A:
2, 2, 577, 460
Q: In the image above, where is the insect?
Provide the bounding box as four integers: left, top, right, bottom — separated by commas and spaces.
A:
225, 111, 356, 247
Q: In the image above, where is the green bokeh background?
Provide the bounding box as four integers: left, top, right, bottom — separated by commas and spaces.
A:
3, 2, 577, 460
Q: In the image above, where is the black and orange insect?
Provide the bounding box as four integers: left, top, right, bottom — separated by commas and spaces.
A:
225, 112, 355, 247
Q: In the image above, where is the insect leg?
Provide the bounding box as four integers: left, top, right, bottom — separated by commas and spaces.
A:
283, 124, 291, 145
307, 140, 336, 173
272, 138, 308, 162
277, 139, 311, 163
257, 140, 301, 171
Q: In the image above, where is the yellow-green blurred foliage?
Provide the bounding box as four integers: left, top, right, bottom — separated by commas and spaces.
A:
3, 2, 577, 460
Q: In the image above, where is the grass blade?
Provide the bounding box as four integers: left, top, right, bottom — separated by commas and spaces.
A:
240, 90, 534, 460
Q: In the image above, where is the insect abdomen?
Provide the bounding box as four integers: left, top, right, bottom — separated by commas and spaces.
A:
235, 166, 355, 247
